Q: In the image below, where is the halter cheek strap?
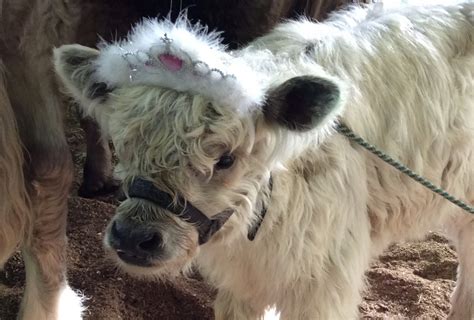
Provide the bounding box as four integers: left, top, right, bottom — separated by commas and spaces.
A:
127, 176, 272, 244
128, 177, 232, 245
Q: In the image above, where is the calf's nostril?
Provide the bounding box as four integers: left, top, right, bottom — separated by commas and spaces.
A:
138, 233, 162, 252
109, 220, 162, 255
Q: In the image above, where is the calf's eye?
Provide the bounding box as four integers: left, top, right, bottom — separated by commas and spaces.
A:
215, 153, 235, 170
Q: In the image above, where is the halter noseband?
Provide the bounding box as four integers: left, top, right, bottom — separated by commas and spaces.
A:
128, 177, 272, 245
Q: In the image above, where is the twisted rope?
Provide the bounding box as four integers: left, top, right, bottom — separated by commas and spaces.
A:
336, 123, 474, 214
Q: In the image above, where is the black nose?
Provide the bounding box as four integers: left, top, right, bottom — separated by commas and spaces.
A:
109, 220, 163, 266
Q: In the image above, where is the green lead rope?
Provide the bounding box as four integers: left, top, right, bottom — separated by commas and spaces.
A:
336, 123, 474, 215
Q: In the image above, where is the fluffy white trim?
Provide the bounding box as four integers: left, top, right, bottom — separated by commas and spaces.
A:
94, 17, 265, 113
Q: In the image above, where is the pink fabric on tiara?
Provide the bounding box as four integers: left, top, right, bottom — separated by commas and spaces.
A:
158, 54, 184, 71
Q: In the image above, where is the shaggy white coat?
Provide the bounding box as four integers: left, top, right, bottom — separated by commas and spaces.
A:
55, 2, 474, 320
199, 3, 474, 319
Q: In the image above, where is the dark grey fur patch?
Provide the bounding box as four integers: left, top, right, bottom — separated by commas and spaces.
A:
65, 55, 89, 66
304, 43, 315, 56
88, 82, 112, 101
263, 76, 340, 131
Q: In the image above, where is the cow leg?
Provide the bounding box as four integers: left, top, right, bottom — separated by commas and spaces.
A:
79, 116, 120, 198
444, 211, 474, 320
277, 278, 363, 320
277, 231, 369, 320
4, 53, 83, 319
0, 62, 29, 268
214, 290, 265, 320
1, 1, 83, 318
18, 146, 83, 320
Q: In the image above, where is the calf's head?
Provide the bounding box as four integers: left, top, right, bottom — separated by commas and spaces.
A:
54, 18, 344, 277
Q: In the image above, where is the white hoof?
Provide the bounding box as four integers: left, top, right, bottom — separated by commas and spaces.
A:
263, 306, 281, 320
57, 285, 85, 320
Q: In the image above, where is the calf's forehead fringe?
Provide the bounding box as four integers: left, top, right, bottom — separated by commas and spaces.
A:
109, 86, 257, 173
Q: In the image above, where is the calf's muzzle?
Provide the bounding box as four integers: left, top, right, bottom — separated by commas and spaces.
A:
127, 177, 234, 245
109, 219, 163, 267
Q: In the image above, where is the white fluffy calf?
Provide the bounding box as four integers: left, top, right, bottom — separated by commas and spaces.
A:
54, 3, 474, 319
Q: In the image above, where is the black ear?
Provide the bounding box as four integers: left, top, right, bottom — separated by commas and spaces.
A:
263, 76, 341, 131
54, 44, 113, 103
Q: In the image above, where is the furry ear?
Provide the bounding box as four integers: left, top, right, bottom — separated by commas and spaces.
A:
263, 76, 342, 131
54, 44, 113, 106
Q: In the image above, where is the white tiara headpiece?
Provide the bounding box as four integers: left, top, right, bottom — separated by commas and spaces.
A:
93, 18, 265, 113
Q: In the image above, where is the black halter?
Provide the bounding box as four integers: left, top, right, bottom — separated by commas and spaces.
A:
128, 177, 272, 245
